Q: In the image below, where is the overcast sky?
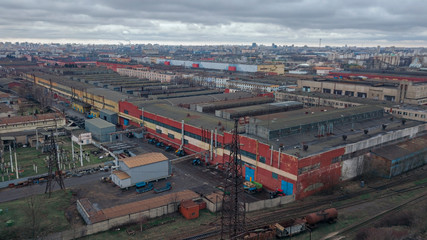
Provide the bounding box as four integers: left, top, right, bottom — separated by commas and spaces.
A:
1, 0, 426, 46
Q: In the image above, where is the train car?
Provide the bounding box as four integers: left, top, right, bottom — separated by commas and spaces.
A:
275, 219, 307, 238
275, 208, 338, 238
305, 208, 338, 226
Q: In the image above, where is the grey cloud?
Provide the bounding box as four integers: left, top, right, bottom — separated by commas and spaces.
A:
0, 0, 426, 46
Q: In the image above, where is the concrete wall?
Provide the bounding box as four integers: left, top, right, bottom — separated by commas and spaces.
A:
203, 196, 223, 213
48, 202, 177, 240
341, 156, 365, 180
344, 124, 427, 154
245, 195, 295, 212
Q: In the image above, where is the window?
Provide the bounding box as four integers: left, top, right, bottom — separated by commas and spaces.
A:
156, 129, 162, 134
259, 156, 266, 163
124, 110, 129, 114
184, 139, 189, 145
168, 133, 175, 139
272, 172, 278, 179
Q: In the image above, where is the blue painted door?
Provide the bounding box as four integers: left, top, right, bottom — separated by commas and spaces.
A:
245, 166, 254, 181
281, 180, 294, 195
123, 118, 129, 126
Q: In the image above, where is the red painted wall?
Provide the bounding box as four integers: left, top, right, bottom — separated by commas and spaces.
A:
296, 147, 345, 199
96, 62, 143, 72
119, 100, 348, 199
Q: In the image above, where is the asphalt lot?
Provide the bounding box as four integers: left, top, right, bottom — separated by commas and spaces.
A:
0, 171, 110, 203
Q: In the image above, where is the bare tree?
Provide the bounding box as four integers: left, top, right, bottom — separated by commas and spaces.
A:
24, 188, 43, 239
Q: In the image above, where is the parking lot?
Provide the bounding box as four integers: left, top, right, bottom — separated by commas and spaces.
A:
72, 135, 271, 209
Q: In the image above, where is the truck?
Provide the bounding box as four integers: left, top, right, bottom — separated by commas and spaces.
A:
135, 181, 154, 194
243, 181, 263, 194
154, 182, 172, 193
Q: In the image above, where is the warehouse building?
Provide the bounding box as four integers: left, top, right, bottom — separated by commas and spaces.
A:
119, 97, 427, 199
216, 101, 303, 120
194, 95, 274, 113
297, 74, 427, 105
99, 108, 118, 125
85, 118, 116, 142
246, 105, 384, 140
111, 152, 171, 189
368, 134, 427, 178
276, 91, 427, 122
19, 66, 427, 200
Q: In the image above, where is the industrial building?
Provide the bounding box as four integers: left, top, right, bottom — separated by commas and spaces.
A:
71, 130, 92, 145
99, 108, 118, 125
18, 66, 427, 200
368, 134, 427, 178
85, 118, 116, 142
276, 91, 427, 122
216, 101, 303, 120
0, 113, 66, 134
246, 105, 384, 140
111, 152, 170, 189
117, 68, 177, 83
154, 58, 285, 75
297, 72, 427, 105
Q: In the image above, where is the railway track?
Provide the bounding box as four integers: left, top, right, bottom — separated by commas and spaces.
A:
179, 169, 427, 240
246, 180, 427, 230
322, 190, 427, 240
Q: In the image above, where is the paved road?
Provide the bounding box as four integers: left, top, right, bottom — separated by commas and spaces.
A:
0, 171, 109, 203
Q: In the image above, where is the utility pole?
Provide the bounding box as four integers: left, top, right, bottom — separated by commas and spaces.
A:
36, 128, 39, 150
14, 147, 19, 179
79, 143, 83, 167
221, 119, 246, 239
9, 144, 13, 172
71, 133, 75, 163
45, 130, 65, 197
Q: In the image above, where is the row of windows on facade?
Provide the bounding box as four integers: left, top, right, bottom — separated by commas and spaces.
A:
387, 110, 426, 118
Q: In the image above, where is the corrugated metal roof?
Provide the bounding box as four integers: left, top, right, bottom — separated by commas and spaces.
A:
0, 113, 63, 125
100, 108, 117, 115
86, 87, 129, 102
371, 134, 427, 160
99, 190, 199, 221
121, 152, 168, 168
112, 170, 130, 180
256, 105, 383, 130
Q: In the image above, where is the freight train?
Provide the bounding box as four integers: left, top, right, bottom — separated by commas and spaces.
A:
244, 208, 338, 239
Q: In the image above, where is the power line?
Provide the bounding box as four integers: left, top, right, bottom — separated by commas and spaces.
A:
221, 119, 246, 239
45, 130, 65, 197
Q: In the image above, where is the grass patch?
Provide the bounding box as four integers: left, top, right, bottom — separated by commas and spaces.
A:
0, 137, 114, 182
80, 210, 218, 240
414, 178, 427, 186
360, 193, 371, 200
0, 190, 72, 239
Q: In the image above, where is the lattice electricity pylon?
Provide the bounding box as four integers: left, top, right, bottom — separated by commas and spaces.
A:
45, 130, 65, 197
221, 119, 246, 239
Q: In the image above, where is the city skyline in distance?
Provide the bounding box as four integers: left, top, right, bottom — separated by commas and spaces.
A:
1, 0, 427, 47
